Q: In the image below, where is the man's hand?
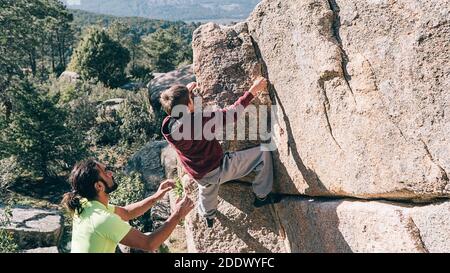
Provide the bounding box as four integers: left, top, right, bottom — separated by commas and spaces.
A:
173, 195, 195, 219
186, 82, 197, 93
156, 179, 175, 198
249, 76, 268, 97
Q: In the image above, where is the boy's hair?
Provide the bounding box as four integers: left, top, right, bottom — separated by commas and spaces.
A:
160, 85, 190, 115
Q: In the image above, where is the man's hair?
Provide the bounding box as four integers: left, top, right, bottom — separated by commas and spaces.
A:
160, 85, 190, 115
61, 158, 101, 215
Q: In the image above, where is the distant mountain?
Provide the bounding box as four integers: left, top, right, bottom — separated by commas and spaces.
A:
62, 0, 261, 21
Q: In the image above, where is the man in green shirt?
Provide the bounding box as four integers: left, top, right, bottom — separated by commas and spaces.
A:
62, 158, 194, 253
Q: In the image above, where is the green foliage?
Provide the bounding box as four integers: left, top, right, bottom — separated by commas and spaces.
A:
129, 65, 153, 83
158, 244, 170, 253
90, 107, 123, 147
89, 90, 157, 147
0, 0, 74, 123
109, 171, 150, 231
174, 177, 184, 198
69, 27, 131, 88
71, 9, 199, 44
0, 80, 87, 179
142, 27, 192, 73
0, 157, 20, 192
0, 199, 18, 253
117, 92, 157, 146
0, 0, 73, 79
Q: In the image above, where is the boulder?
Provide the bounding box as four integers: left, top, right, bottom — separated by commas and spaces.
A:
160, 144, 178, 180
151, 194, 171, 230
183, 180, 286, 253
0, 207, 63, 250
126, 141, 179, 232
192, 22, 273, 152
277, 197, 450, 253
59, 71, 80, 83
125, 141, 169, 193
22, 246, 59, 253
191, 0, 450, 200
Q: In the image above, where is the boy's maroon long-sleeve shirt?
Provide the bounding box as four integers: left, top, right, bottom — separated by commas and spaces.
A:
162, 91, 254, 179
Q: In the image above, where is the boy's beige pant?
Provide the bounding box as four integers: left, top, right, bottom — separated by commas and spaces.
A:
194, 146, 273, 219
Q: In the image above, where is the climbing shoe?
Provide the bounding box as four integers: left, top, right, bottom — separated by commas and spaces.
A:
253, 192, 283, 208
206, 218, 214, 228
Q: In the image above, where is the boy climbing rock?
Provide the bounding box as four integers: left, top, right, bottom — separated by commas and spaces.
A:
160, 76, 281, 228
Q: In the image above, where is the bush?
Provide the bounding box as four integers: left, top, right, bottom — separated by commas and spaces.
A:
109, 171, 151, 231
0, 80, 88, 179
90, 90, 158, 147
117, 91, 157, 146
0, 199, 18, 253
0, 157, 20, 191
129, 65, 153, 83
88, 104, 122, 146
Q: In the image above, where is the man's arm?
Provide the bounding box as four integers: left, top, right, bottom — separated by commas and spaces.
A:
119, 195, 194, 252
115, 180, 175, 221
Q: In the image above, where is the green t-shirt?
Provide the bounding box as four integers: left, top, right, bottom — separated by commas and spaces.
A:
71, 200, 132, 253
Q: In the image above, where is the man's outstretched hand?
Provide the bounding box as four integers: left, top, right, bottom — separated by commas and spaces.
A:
156, 179, 175, 198
173, 195, 195, 219
249, 76, 268, 97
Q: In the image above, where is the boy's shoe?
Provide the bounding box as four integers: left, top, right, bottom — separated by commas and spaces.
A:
206, 218, 214, 228
253, 192, 283, 208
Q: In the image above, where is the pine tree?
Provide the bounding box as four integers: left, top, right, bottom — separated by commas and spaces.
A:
141, 27, 191, 73
68, 27, 131, 88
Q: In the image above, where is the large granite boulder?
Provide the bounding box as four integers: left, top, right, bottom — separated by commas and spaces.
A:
192, 22, 273, 152
22, 246, 59, 253
125, 141, 170, 193
192, 0, 450, 201
59, 71, 80, 83
183, 179, 286, 253
277, 198, 450, 253
125, 141, 179, 237
0, 207, 63, 250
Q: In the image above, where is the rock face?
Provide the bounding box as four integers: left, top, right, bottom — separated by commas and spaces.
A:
184, 181, 286, 253
22, 246, 59, 253
0, 207, 63, 250
126, 141, 178, 235
183, 0, 450, 253
193, 22, 272, 151
59, 71, 80, 83
278, 198, 450, 253
125, 141, 169, 193
193, 0, 450, 200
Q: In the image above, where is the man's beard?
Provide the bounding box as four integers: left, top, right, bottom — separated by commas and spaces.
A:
101, 178, 118, 194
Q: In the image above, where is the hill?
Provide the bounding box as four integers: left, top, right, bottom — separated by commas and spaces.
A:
62, 0, 261, 21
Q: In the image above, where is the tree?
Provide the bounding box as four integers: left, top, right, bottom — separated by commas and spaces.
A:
141, 27, 192, 73
0, 0, 74, 118
68, 27, 130, 88
0, 80, 87, 179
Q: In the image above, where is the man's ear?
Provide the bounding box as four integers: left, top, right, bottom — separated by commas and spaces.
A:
94, 181, 104, 193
